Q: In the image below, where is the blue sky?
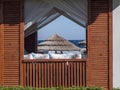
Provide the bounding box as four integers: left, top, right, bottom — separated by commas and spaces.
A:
38, 15, 86, 40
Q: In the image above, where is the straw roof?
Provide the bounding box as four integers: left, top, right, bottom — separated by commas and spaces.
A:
78, 40, 86, 45
38, 34, 80, 51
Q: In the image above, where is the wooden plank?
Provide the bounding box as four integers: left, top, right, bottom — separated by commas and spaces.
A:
58, 63, 61, 86
67, 62, 70, 87
30, 64, 33, 86
23, 63, 26, 86
22, 59, 87, 63
36, 64, 39, 87
61, 63, 64, 86
80, 63, 82, 86
44, 63, 46, 87
55, 63, 59, 87
50, 63, 52, 87
108, 0, 113, 89
70, 62, 73, 86
48, 63, 51, 87
32, 63, 35, 87
82, 62, 86, 86
41, 63, 44, 87
53, 63, 55, 87
38, 63, 41, 87
47, 63, 50, 87
73, 62, 77, 86
3, 0, 20, 86
76, 62, 79, 86
66, 62, 68, 87
26, 63, 30, 86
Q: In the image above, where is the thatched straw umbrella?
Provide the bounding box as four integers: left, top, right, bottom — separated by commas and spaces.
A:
38, 34, 80, 53
78, 40, 86, 48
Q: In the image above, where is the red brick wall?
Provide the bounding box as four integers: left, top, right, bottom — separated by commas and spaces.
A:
87, 0, 112, 89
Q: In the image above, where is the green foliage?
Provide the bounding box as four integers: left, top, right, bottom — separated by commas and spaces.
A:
113, 88, 120, 90
86, 86, 103, 90
0, 86, 104, 90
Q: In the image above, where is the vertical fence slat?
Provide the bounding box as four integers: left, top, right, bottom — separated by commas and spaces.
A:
49, 63, 52, 87
59, 63, 61, 86
68, 62, 70, 87
73, 62, 77, 86
26, 63, 30, 86
41, 63, 44, 87
85, 62, 86, 86
61, 63, 64, 86
76, 63, 79, 86
44, 63, 46, 87
53, 63, 55, 87
47, 63, 50, 87
80, 62, 82, 86
71, 62, 73, 86
83, 62, 86, 86
36, 63, 39, 87
30, 63, 33, 87
33, 63, 35, 87
39, 63, 41, 87
56, 63, 58, 87
82, 63, 84, 86
23, 63, 26, 86
48, 63, 51, 87
46, 63, 48, 87
65, 62, 67, 87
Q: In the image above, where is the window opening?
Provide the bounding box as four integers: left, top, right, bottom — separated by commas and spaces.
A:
37, 15, 86, 59
24, 0, 88, 59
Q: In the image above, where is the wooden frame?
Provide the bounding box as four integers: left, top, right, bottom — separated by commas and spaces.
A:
20, 0, 24, 86
87, 0, 113, 89
0, 0, 4, 85
108, 0, 113, 89
25, 31, 37, 53
0, 0, 113, 89
1, 0, 24, 86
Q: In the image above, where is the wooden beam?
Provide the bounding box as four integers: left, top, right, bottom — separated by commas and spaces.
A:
20, 0, 24, 86
0, 0, 4, 85
108, 0, 113, 89
24, 23, 38, 37
3, 0, 21, 86
54, 7, 86, 28
25, 31, 37, 53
